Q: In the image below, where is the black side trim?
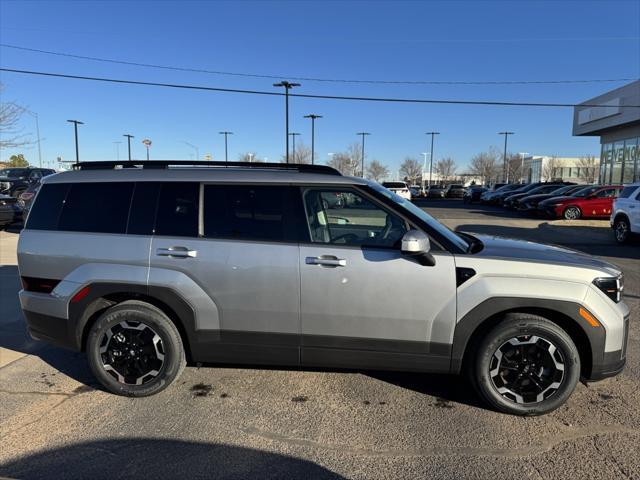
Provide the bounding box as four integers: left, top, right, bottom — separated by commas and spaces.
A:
455, 268, 476, 287
23, 310, 76, 350
450, 297, 607, 380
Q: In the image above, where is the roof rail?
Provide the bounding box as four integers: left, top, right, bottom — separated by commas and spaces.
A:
72, 160, 341, 175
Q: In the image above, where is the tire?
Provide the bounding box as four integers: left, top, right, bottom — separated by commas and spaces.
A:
563, 206, 581, 220
470, 313, 580, 416
86, 300, 186, 397
613, 216, 631, 244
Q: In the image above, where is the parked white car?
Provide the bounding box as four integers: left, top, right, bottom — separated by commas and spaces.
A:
611, 183, 640, 243
382, 181, 412, 200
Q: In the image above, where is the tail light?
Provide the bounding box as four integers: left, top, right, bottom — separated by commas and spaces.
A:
21, 276, 60, 294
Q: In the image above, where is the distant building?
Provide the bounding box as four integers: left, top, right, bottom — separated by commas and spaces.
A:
522, 155, 599, 184
573, 80, 640, 184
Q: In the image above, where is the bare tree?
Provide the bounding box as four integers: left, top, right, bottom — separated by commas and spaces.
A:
280, 142, 312, 165
435, 157, 457, 181
469, 149, 501, 185
327, 152, 359, 176
237, 152, 262, 162
365, 159, 389, 182
506, 153, 523, 183
577, 155, 598, 183
399, 157, 422, 184
542, 156, 560, 181
0, 85, 31, 150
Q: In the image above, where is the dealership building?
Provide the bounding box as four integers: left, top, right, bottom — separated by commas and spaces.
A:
573, 80, 640, 184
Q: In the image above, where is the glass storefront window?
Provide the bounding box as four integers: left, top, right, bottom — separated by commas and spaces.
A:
623, 137, 638, 183
600, 143, 612, 184
611, 141, 624, 184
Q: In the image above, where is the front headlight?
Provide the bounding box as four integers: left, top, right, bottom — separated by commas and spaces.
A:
593, 275, 624, 303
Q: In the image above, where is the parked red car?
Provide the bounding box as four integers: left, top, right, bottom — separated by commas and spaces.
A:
540, 185, 623, 220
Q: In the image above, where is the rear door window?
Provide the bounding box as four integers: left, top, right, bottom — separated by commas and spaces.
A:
58, 182, 134, 234
203, 185, 302, 242
155, 182, 199, 237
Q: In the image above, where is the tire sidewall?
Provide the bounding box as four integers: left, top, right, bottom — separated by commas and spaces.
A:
87, 303, 184, 397
614, 217, 629, 243
563, 206, 581, 220
475, 318, 580, 416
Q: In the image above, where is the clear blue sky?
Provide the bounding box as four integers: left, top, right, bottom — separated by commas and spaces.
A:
1, 0, 639, 174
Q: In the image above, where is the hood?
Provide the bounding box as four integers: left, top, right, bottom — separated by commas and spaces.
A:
538, 195, 575, 206
466, 233, 621, 276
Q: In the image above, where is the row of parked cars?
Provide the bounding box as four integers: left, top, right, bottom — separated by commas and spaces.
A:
463, 181, 640, 244
381, 182, 466, 200
0, 167, 53, 229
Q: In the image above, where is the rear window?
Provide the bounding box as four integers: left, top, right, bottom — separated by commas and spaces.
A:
619, 186, 640, 199
58, 183, 134, 234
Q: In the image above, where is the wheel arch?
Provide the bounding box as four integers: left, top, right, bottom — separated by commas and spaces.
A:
70, 283, 196, 362
452, 298, 603, 379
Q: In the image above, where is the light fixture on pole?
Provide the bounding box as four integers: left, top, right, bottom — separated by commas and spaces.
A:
67, 119, 84, 165
113, 141, 122, 161
499, 131, 515, 182
123, 134, 134, 160
356, 132, 370, 178
182, 141, 200, 160
142, 138, 152, 161
219, 131, 233, 162
288, 132, 300, 162
273, 81, 300, 163
425, 132, 439, 191
304, 114, 322, 165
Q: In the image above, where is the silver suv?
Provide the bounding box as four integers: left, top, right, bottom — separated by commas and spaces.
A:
18, 161, 629, 415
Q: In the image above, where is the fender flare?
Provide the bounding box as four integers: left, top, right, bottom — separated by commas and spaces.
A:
450, 297, 605, 377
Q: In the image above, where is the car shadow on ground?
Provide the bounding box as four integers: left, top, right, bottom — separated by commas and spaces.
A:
0, 438, 346, 479
455, 223, 640, 261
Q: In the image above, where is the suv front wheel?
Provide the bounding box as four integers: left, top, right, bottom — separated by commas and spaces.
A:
471, 314, 580, 416
86, 300, 186, 397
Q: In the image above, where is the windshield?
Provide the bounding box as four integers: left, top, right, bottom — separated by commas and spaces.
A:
495, 183, 521, 192
369, 181, 470, 252
0, 168, 26, 177
382, 182, 407, 188
548, 185, 573, 195
572, 186, 600, 197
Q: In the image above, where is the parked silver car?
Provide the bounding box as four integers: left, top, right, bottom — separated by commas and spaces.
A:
18, 161, 629, 415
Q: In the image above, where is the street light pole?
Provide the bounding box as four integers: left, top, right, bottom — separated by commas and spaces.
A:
499, 132, 514, 182
123, 134, 134, 160
425, 132, 440, 190
26, 111, 43, 167
304, 114, 322, 165
356, 132, 370, 178
114, 141, 122, 161
288, 133, 300, 162
219, 131, 233, 162
67, 119, 84, 165
273, 81, 301, 163
182, 141, 200, 160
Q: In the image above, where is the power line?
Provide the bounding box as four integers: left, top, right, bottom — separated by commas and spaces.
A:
2, 67, 639, 108
1, 43, 637, 86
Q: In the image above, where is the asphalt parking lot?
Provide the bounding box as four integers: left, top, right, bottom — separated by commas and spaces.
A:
1, 200, 638, 479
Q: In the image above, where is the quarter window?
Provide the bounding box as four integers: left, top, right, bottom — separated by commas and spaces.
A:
25, 183, 70, 230
303, 189, 408, 248
58, 182, 134, 234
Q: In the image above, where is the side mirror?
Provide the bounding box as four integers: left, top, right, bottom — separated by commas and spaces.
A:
401, 230, 436, 266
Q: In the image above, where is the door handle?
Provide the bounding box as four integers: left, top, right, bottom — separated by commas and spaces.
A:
305, 256, 346, 267
156, 247, 198, 258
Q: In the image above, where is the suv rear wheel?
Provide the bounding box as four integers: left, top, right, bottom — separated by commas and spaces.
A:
86, 300, 186, 397
471, 314, 580, 416
613, 216, 631, 244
